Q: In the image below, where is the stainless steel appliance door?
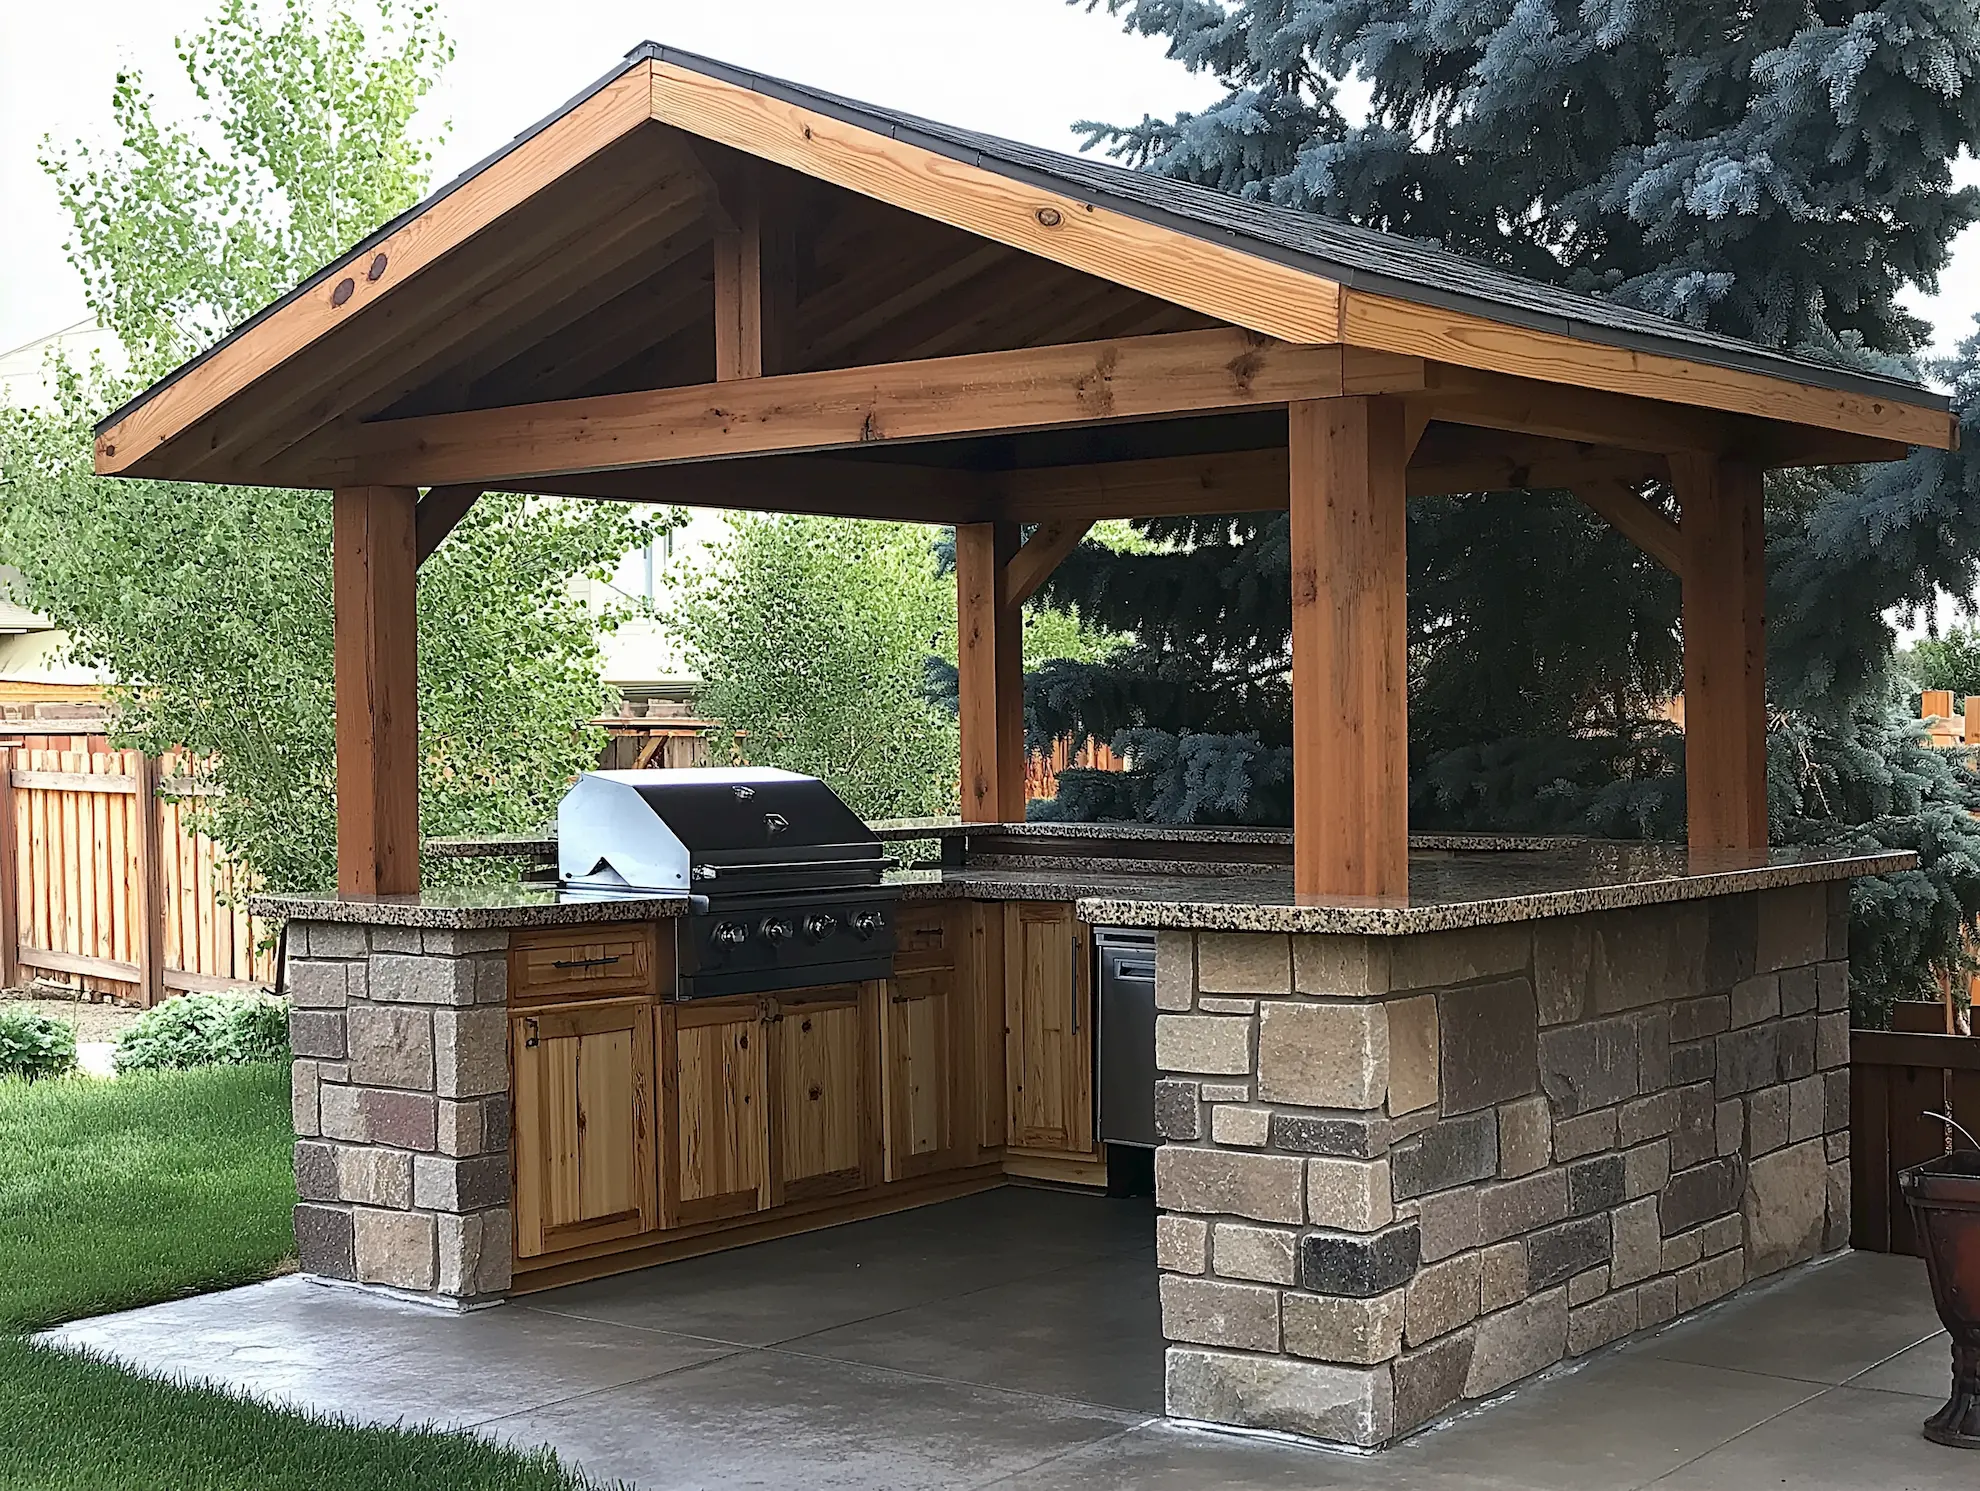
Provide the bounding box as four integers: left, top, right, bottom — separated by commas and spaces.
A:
1095, 928, 1159, 1147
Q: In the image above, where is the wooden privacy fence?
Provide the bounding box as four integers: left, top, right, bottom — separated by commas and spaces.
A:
0, 736, 275, 1005
1850, 1028, 1980, 1255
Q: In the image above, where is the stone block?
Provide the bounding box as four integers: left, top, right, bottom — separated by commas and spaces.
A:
1464, 1288, 1568, 1398
1301, 1221, 1421, 1298
436, 1097, 495, 1158
1610, 1196, 1661, 1286
1527, 1215, 1610, 1291
1157, 1214, 1210, 1276
437, 1208, 511, 1297
1154, 931, 1195, 1011
1660, 1156, 1745, 1236
288, 960, 350, 1010
294, 1203, 355, 1280
1744, 1139, 1826, 1278
1209, 1105, 1271, 1148
1393, 1328, 1474, 1433
369, 952, 477, 1006
1637, 1275, 1679, 1327
1258, 1002, 1387, 1109
1788, 1075, 1824, 1144
1269, 1110, 1384, 1157
1716, 1099, 1744, 1157
335, 1146, 412, 1209
346, 1006, 434, 1091
1202, 1082, 1251, 1101
1826, 1158, 1852, 1252
1779, 966, 1820, 1017
1552, 1107, 1619, 1162
1826, 1128, 1850, 1163
1670, 994, 1730, 1044
289, 1009, 347, 1061
1532, 917, 1589, 1026
1715, 1024, 1780, 1098
1539, 1015, 1639, 1117
1154, 1081, 1201, 1141
1391, 924, 1530, 991
1157, 1147, 1305, 1224
1418, 1187, 1483, 1263
1623, 1140, 1672, 1200
1676, 1250, 1744, 1314
412, 1153, 509, 1213
1405, 1251, 1481, 1347
1671, 1082, 1718, 1169
433, 1007, 507, 1099
1386, 995, 1439, 1115
1816, 1012, 1850, 1071
1197, 933, 1290, 996
1745, 1086, 1789, 1156
1160, 1275, 1280, 1351
1282, 1289, 1405, 1366
1636, 1007, 1671, 1093
1167, 1347, 1393, 1449
359, 1089, 436, 1152
1570, 1268, 1610, 1309
1199, 997, 1257, 1014
1157, 1014, 1253, 1076
1617, 1090, 1678, 1146
1701, 1213, 1743, 1256
1706, 893, 1760, 991
1479, 1239, 1528, 1313
292, 1060, 321, 1137
1308, 1157, 1393, 1232
1827, 880, 1851, 959
353, 1207, 437, 1291
1497, 1095, 1551, 1178
1669, 1039, 1715, 1086
1391, 1111, 1498, 1199
1823, 1071, 1850, 1137
1478, 1168, 1570, 1245
1569, 1291, 1638, 1356
1777, 1016, 1817, 1083
1757, 884, 1827, 972
1729, 974, 1780, 1029
1438, 979, 1539, 1114
419, 928, 508, 956
300, 921, 367, 959
1293, 935, 1391, 998
1816, 960, 1850, 1012
369, 926, 422, 954
1211, 1222, 1297, 1284
1566, 1154, 1625, 1216
318, 1082, 364, 1142
293, 1140, 337, 1203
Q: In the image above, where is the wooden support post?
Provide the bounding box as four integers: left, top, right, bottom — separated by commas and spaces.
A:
132, 754, 166, 1007
333, 485, 421, 895
0, 746, 16, 992
1674, 455, 1768, 853
956, 521, 1025, 823
1289, 397, 1411, 900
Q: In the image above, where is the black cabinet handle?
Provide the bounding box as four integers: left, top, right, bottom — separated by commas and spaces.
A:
551, 954, 623, 970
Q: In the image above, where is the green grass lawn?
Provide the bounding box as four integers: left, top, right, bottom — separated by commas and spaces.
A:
0, 1062, 610, 1491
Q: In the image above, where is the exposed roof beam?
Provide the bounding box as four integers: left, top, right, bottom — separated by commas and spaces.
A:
292, 331, 1425, 490
1001, 520, 1094, 610
1571, 478, 1683, 574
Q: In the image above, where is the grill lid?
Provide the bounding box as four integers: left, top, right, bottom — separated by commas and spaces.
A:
558, 768, 882, 893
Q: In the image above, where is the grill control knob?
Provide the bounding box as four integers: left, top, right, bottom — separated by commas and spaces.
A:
760, 916, 793, 944
802, 913, 838, 941
712, 921, 748, 947
851, 909, 885, 940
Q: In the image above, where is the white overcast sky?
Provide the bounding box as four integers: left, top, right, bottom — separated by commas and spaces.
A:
2, 0, 1976, 365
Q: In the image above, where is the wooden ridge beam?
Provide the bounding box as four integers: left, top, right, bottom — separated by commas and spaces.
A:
1000, 520, 1094, 610
1571, 478, 1683, 574
300, 331, 1426, 490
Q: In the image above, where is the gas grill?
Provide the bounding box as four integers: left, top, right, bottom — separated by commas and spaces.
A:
557, 768, 896, 1000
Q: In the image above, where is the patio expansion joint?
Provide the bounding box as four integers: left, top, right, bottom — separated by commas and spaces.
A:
459, 1344, 753, 1433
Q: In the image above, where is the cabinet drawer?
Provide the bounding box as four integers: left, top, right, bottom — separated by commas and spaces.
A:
894, 908, 957, 974
510, 925, 660, 1001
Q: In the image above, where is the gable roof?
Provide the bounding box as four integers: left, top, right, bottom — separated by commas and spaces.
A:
96, 41, 1953, 475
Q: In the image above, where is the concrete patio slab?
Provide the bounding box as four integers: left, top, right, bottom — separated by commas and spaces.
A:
39, 1189, 1976, 1490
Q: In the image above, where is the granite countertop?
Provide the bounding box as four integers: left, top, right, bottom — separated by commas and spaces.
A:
248, 884, 693, 929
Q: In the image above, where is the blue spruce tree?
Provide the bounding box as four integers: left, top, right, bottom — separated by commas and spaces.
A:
1037, 0, 1980, 1018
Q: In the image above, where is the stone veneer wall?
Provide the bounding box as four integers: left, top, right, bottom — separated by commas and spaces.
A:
287, 921, 513, 1306
1151, 882, 1853, 1448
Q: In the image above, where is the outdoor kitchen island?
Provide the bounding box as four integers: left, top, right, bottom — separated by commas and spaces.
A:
257, 825, 1906, 1447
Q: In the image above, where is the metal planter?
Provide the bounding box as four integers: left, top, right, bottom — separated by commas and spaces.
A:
1900, 1148, 1980, 1450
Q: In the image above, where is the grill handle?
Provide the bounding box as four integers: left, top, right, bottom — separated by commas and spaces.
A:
693, 856, 898, 878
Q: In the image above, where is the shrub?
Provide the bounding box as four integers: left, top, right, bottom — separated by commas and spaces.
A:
0, 1007, 79, 1081
113, 993, 289, 1073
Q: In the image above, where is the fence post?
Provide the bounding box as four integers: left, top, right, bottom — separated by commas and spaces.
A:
132, 754, 166, 1008
0, 743, 17, 992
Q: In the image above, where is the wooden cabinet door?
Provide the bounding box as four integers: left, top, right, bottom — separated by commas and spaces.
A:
768, 984, 880, 1205
1004, 902, 1094, 1155
665, 999, 770, 1226
971, 902, 1008, 1154
883, 965, 966, 1180
512, 999, 657, 1258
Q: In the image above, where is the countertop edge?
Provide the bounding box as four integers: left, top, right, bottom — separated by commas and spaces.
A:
247, 892, 693, 930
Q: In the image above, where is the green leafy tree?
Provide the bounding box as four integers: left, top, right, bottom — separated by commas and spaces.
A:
1906, 625, 1980, 701
671, 515, 961, 822
0, 0, 660, 893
